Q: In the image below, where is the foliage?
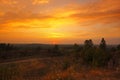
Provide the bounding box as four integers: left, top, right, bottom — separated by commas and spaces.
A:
0, 64, 20, 80
73, 43, 81, 52
0, 43, 13, 51
99, 38, 107, 51
117, 44, 120, 50
51, 44, 62, 56
79, 38, 111, 67
62, 61, 70, 70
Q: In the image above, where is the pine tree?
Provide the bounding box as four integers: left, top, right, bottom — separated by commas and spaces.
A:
84, 39, 93, 49
99, 38, 106, 51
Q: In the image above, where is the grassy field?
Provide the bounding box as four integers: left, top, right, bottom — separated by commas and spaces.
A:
0, 43, 120, 80
0, 56, 120, 80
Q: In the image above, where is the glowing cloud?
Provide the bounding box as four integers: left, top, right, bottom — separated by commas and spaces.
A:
0, 0, 17, 5
0, 0, 120, 44
32, 0, 49, 4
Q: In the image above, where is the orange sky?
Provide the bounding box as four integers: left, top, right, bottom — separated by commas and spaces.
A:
0, 0, 120, 44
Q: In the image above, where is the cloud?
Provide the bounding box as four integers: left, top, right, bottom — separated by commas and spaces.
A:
0, 11, 4, 16
0, 0, 120, 44
0, 0, 120, 28
32, 0, 49, 4
70, 9, 120, 25
52, 0, 120, 25
0, 13, 53, 29
0, 0, 17, 5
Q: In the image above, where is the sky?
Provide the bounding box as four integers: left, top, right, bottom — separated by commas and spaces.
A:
0, 0, 120, 44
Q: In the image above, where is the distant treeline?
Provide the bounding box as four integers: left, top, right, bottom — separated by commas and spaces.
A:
0, 43, 14, 51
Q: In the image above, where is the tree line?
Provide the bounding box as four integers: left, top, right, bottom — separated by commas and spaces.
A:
72, 38, 120, 68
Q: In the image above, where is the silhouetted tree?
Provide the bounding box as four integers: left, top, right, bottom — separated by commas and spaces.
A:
0, 43, 6, 50
81, 39, 95, 65
93, 48, 111, 67
73, 43, 82, 61
52, 44, 61, 56
81, 39, 111, 67
73, 43, 81, 52
117, 44, 120, 51
99, 38, 106, 51
84, 39, 93, 49
0, 43, 13, 51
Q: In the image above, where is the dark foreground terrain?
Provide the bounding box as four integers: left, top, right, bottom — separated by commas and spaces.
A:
0, 39, 120, 80
0, 56, 120, 80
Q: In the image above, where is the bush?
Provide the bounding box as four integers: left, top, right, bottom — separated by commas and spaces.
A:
62, 61, 70, 70
0, 64, 20, 80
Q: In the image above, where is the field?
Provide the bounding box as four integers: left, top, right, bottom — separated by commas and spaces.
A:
0, 43, 120, 80
0, 57, 120, 80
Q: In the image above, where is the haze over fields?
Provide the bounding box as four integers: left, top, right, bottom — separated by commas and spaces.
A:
0, 0, 120, 44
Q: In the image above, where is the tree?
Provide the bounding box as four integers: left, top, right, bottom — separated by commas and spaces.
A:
82, 39, 110, 67
52, 44, 61, 56
54, 44, 59, 51
73, 43, 81, 52
117, 44, 120, 51
98, 38, 111, 67
81, 39, 95, 65
99, 38, 106, 51
0, 43, 13, 51
84, 39, 93, 49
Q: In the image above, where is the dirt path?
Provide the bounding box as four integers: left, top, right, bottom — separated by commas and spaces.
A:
0, 56, 62, 65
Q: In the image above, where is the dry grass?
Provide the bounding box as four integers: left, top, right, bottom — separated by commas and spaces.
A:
0, 57, 120, 80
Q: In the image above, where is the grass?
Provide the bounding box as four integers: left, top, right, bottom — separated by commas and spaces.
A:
0, 56, 119, 80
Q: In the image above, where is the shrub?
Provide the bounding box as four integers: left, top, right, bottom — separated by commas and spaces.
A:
62, 61, 70, 70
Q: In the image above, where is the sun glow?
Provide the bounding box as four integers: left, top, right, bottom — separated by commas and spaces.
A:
44, 32, 65, 44
48, 32, 65, 38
